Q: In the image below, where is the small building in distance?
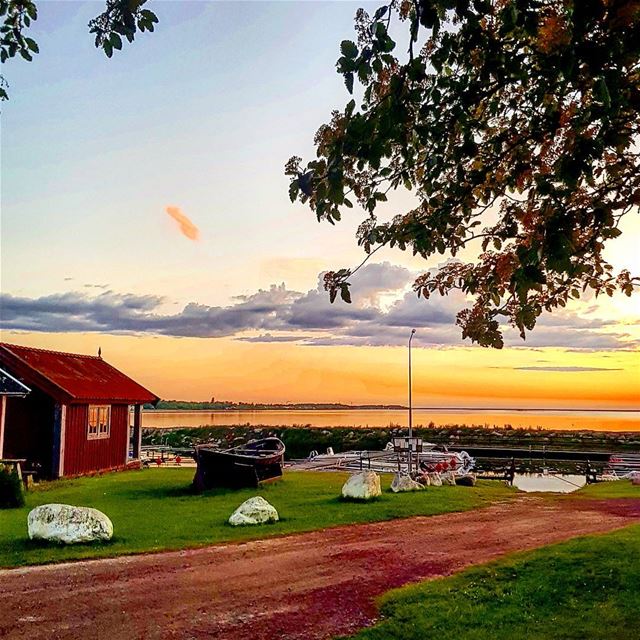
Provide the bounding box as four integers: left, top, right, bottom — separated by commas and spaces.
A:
0, 343, 159, 478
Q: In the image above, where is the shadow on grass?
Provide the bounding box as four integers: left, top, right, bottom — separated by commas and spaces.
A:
117, 483, 199, 500
12, 537, 118, 554
338, 495, 383, 504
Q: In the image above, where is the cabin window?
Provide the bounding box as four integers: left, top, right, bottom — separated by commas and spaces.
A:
88, 405, 111, 440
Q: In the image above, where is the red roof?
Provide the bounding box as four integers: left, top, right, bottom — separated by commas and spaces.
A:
0, 343, 159, 405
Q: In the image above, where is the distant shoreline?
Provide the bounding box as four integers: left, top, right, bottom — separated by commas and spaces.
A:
143, 407, 639, 413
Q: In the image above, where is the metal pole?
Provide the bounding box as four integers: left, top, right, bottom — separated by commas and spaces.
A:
408, 328, 416, 473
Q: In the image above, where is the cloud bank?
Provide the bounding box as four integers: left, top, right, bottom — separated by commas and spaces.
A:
1, 262, 636, 351
513, 366, 624, 372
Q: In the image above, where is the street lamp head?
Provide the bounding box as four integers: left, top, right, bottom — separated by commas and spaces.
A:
411, 328, 416, 335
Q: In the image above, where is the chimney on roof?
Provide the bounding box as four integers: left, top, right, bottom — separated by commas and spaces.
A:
98, 347, 102, 358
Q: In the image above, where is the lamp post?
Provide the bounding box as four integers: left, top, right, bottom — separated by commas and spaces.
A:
408, 328, 416, 473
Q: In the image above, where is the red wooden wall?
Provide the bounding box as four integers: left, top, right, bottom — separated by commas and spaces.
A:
63, 404, 129, 476
3, 388, 55, 476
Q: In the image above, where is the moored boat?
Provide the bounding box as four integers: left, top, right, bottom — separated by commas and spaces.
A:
193, 437, 286, 491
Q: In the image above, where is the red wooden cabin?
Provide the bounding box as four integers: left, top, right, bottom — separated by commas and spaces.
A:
0, 343, 159, 479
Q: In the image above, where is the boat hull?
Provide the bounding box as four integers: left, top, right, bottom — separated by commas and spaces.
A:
193, 438, 285, 491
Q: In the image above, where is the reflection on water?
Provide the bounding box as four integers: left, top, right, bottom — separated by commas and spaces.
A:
141, 408, 640, 432
513, 473, 586, 493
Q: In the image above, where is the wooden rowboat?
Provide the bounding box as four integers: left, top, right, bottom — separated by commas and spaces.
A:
192, 437, 285, 491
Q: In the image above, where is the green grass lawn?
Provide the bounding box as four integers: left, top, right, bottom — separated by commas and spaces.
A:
569, 479, 640, 499
0, 468, 513, 569
344, 483, 640, 640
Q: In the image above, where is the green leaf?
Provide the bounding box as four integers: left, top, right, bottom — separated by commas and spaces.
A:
104, 40, 113, 58
594, 78, 611, 107
340, 285, 352, 303
340, 40, 358, 59
344, 72, 354, 94
110, 33, 123, 50
141, 9, 158, 23
25, 37, 39, 54
288, 180, 299, 203
373, 6, 388, 20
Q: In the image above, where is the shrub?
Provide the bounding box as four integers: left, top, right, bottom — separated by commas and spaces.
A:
0, 466, 25, 509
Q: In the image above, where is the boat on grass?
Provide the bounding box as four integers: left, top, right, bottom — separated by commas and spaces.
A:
193, 437, 286, 491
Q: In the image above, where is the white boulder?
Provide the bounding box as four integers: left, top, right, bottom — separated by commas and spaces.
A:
28, 504, 113, 544
416, 473, 431, 487
341, 471, 381, 500
428, 472, 443, 487
228, 496, 279, 526
390, 473, 423, 493
440, 471, 457, 486
456, 474, 477, 487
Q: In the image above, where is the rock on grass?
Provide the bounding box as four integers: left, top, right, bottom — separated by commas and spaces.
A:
341, 471, 382, 500
390, 473, 424, 493
228, 497, 279, 526
28, 504, 113, 544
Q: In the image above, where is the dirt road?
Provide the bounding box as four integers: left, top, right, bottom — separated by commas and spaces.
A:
2, 496, 639, 640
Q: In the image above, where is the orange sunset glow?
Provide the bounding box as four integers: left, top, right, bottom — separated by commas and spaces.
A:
3, 332, 637, 411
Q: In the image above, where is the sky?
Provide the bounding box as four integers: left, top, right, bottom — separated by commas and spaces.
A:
0, 1, 638, 408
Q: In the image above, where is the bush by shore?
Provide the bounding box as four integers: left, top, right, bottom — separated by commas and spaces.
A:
142, 424, 640, 460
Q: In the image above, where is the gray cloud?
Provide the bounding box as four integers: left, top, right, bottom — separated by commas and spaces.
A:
346, 262, 412, 299
1, 262, 636, 351
383, 291, 458, 328
503, 326, 632, 350
236, 333, 316, 343
514, 366, 624, 372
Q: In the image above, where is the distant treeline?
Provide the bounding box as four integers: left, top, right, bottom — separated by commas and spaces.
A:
143, 400, 406, 411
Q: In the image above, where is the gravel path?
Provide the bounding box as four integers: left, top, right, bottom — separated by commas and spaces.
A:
2, 496, 639, 640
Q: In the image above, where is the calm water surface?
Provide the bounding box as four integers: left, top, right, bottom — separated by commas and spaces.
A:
142, 408, 640, 432
512, 473, 586, 493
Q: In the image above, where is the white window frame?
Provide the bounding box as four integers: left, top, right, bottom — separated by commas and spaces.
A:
88, 405, 111, 440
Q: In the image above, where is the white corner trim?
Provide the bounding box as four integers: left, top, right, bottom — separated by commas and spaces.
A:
0, 396, 6, 459
58, 404, 67, 477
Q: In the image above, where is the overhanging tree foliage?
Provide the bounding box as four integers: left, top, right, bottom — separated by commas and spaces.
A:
0, 0, 157, 100
287, 0, 640, 347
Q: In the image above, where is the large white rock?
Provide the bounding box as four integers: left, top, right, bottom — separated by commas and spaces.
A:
228, 496, 279, 526
440, 471, 457, 486
28, 504, 113, 544
390, 472, 423, 493
427, 472, 443, 487
341, 471, 381, 500
417, 473, 431, 487
456, 474, 477, 487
